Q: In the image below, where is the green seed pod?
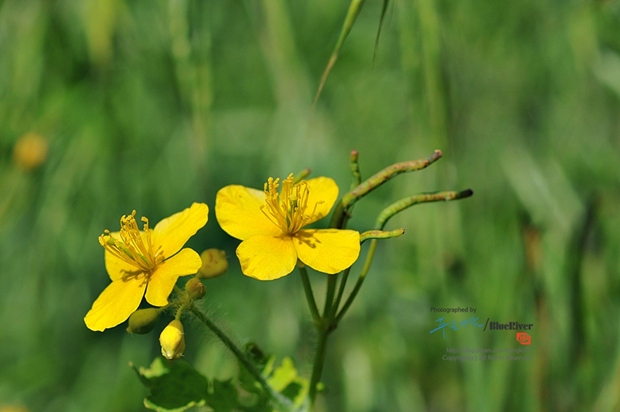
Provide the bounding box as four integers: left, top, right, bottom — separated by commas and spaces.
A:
126, 308, 161, 334
185, 277, 206, 300
197, 249, 228, 279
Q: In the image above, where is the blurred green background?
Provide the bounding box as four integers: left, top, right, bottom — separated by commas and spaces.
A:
1, 0, 620, 411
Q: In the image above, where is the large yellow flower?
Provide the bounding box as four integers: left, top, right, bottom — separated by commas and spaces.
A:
215, 174, 360, 280
84, 203, 208, 332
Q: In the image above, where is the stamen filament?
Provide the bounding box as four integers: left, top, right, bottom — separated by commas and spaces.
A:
98, 211, 164, 276
261, 174, 315, 235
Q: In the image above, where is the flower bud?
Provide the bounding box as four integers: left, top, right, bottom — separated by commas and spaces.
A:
126, 308, 161, 334
13, 132, 48, 171
197, 249, 228, 279
185, 277, 206, 300
160, 319, 185, 360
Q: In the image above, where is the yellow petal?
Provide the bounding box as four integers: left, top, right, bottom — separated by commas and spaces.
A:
304, 177, 339, 225
104, 249, 141, 281
236, 235, 297, 280
215, 185, 280, 240
293, 229, 360, 274
84, 277, 146, 331
153, 203, 209, 258
145, 248, 202, 306
102, 231, 145, 281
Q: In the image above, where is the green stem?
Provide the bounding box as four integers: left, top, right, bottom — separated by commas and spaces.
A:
308, 154, 472, 410
174, 305, 185, 320
328, 201, 346, 229
323, 275, 338, 317
308, 177, 351, 407
306, 272, 338, 409
189, 305, 291, 410
308, 325, 331, 407
299, 264, 321, 326
309, 152, 449, 408
333, 267, 352, 317
333, 229, 404, 322
335, 239, 378, 323
308, 274, 340, 407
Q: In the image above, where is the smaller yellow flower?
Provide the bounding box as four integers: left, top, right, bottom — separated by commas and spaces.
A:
13, 132, 48, 171
84, 203, 208, 332
160, 319, 185, 360
215, 174, 360, 280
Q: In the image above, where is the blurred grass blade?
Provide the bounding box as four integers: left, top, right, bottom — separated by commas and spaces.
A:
373, 0, 390, 63
312, 0, 366, 108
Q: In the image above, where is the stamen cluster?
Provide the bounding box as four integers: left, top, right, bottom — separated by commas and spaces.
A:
261, 174, 311, 235
98, 211, 165, 276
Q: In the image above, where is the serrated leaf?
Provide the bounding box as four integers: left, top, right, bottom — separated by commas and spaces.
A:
134, 357, 276, 412
204, 379, 260, 412
268, 358, 298, 392
267, 357, 308, 407
132, 357, 209, 412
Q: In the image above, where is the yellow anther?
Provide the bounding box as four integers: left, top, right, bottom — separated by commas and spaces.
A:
98, 211, 163, 276
260, 174, 313, 235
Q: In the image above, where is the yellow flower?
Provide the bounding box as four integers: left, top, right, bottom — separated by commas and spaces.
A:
84, 203, 208, 332
13, 132, 48, 171
215, 174, 360, 280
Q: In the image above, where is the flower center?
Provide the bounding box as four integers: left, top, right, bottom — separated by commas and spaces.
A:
98, 211, 165, 279
261, 174, 315, 235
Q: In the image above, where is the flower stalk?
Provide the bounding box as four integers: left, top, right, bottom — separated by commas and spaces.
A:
189, 304, 293, 410
306, 150, 473, 409
299, 264, 321, 326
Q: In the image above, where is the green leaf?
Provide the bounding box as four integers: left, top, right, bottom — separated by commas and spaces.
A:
312, 0, 366, 107
134, 357, 275, 412
373, 0, 390, 63
267, 357, 308, 408
204, 378, 264, 412
239, 343, 308, 408
131, 357, 208, 412
134, 349, 309, 412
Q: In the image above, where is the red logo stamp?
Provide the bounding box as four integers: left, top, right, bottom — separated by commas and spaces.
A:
516, 332, 531, 345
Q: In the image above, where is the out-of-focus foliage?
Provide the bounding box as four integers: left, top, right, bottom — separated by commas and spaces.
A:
0, 0, 619, 411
